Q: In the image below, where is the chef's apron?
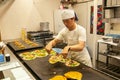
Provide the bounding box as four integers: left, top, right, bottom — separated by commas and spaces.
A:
67, 31, 92, 67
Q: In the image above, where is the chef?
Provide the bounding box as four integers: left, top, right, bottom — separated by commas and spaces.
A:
45, 9, 92, 67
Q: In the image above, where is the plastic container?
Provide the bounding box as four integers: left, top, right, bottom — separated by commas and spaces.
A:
0, 54, 4, 62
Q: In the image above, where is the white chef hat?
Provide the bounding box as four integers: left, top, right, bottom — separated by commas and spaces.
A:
61, 9, 75, 20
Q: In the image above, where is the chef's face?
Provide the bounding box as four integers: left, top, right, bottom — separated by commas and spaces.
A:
63, 18, 75, 30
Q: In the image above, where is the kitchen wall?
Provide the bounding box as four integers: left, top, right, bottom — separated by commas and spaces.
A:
0, 0, 60, 40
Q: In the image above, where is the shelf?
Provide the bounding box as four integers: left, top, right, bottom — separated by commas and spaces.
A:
61, 0, 93, 5
98, 52, 120, 60
76, 0, 93, 4
98, 39, 120, 60
60, 1, 77, 5
103, 18, 120, 23
97, 39, 118, 46
103, 0, 120, 24
108, 55, 120, 60
96, 61, 120, 79
104, 5, 120, 9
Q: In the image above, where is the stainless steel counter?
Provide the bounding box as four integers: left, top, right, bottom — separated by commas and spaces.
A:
0, 46, 36, 80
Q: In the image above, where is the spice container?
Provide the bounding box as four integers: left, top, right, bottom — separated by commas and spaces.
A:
5, 54, 10, 62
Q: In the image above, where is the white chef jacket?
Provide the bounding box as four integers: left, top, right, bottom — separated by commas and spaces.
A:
56, 24, 92, 67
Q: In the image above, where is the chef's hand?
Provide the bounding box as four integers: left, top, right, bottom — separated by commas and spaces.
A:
61, 46, 70, 58
45, 44, 52, 54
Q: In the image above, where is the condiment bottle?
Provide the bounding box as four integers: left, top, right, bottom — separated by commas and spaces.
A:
21, 28, 27, 41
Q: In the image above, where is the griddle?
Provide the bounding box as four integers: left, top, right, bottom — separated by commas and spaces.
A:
16, 52, 116, 80
7, 39, 44, 53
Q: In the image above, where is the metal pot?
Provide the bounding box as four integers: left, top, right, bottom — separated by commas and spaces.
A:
40, 22, 49, 31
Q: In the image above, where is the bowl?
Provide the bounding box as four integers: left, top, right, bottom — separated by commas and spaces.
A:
102, 36, 112, 41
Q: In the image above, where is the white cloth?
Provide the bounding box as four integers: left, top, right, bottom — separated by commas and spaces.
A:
0, 41, 6, 50
61, 9, 75, 20
56, 24, 92, 67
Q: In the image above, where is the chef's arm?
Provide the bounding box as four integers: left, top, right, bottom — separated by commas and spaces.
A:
69, 41, 85, 51
62, 40, 85, 53
45, 38, 62, 52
